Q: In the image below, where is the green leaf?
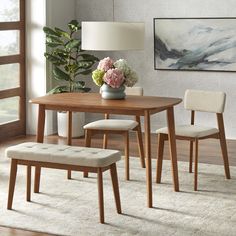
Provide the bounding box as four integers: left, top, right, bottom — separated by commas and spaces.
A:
44, 53, 66, 66
53, 66, 70, 81
55, 27, 71, 39
75, 68, 92, 76
77, 60, 94, 69
68, 20, 81, 32
79, 54, 99, 61
46, 35, 63, 44
75, 87, 91, 93
43, 27, 61, 37
48, 85, 69, 94
66, 39, 81, 50
46, 42, 62, 48
75, 81, 85, 87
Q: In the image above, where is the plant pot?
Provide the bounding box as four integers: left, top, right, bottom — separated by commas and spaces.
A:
101, 84, 126, 100
57, 112, 85, 138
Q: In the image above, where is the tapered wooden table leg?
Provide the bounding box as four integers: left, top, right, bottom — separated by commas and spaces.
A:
67, 111, 72, 179
144, 110, 152, 208
156, 134, 165, 183
167, 107, 179, 192
34, 104, 45, 193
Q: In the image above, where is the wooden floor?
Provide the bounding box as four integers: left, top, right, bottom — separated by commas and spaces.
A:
1, 134, 236, 235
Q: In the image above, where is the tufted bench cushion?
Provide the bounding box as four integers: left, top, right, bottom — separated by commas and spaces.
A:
6, 142, 121, 168
6, 142, 122, 223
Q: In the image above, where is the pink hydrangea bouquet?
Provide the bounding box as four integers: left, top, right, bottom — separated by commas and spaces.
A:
92, 57, 138, 88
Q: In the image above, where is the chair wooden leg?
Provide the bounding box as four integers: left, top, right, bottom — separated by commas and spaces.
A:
156, 134, 165, 183
97, 168, 104, 223
103, 134, 108, 149
219, 136, 231, 179
67, 170, 72, 179
85, 129, 92, 147
110, 163, 122, 214
135, 117, 145, 168
194, 139, 199, 191
167, 107, 179, 192
7, 159, 18, 210
34, 166, 41, 193
124, 132, 130, 180
189, 141, 194, 173
27, 165, 31, 202
217, 114, 231, 179
84, 130, 92, 178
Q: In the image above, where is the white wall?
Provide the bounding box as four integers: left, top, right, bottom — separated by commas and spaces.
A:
76, 0, 236, 139
26, 0, 76, 135
26, 0, 47, 135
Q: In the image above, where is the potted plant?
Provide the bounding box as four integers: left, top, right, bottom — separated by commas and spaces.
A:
43, 20, 99, 137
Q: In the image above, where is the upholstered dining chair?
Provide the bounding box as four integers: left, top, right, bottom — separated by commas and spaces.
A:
156, 89, 231, 191
83, 87, 145, 180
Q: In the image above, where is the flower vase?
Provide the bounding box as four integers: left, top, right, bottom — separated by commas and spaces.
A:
101, 84, 126, 100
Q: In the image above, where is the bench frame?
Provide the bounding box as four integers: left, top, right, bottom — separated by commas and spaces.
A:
7, 159, 122, 223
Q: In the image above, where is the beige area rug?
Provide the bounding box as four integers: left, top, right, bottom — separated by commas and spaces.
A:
0, 155, 235, 236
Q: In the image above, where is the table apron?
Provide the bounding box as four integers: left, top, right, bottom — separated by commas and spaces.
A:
44, 105, 168, 116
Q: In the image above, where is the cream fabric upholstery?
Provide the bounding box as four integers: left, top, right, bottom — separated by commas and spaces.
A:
6, 142, 121, 167
84, 119, 138, 130
125, 87, 143, 96
184, 89, 226, 113
156, 125, 219, 138
85, 87, 143, 131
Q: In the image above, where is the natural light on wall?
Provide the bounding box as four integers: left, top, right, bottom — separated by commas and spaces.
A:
26, 0, 47, 134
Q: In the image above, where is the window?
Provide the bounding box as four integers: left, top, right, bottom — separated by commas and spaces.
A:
0, 0, 25, 140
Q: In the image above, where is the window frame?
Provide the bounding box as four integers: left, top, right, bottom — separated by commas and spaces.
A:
0, 0, 26, 140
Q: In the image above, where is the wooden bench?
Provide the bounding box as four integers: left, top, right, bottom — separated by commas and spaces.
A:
6, 142, 122, 223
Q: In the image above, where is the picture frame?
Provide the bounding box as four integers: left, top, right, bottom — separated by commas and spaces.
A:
153, 17, 236, 72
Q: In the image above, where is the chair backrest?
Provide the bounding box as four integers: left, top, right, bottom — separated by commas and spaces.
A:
184, 89, 226, 113
125, 87, 143, 96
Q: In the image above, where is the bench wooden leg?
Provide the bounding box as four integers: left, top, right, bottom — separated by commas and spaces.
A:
27, 165, 31, 201
110, 163, 122, 214
7, 159, 18, 210
34, 166, 41, 193
97, 168, 104, 223
156, 134, 165, 183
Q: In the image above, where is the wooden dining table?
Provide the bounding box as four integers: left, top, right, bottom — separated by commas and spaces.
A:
30, 92, 182, 208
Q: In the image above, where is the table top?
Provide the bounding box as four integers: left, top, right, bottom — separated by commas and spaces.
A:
30, 93, 182, 115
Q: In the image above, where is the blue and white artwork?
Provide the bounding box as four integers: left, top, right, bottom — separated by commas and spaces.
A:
154, 18, 236, 71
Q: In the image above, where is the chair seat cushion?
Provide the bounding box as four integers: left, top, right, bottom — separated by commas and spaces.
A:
6, 142, 121, 168
156, 125, 219, 138
84, 119, 138, 131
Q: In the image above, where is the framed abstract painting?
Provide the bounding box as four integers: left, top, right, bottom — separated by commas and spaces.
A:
154, 18, 236, 72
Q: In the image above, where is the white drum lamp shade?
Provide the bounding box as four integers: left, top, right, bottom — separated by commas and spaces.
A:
81, 22, 145, 51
